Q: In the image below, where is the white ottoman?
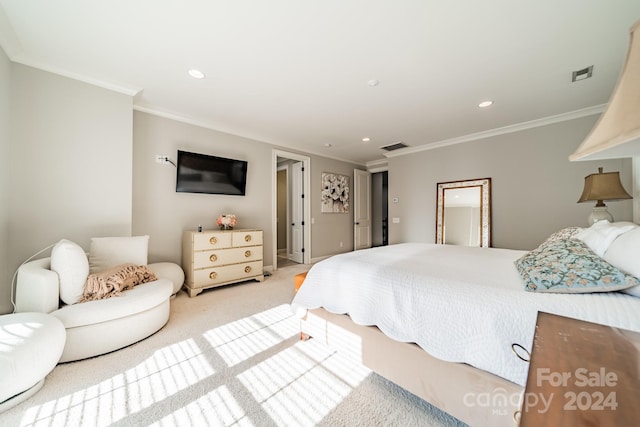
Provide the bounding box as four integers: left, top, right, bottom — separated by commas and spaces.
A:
0, 312, 66, 412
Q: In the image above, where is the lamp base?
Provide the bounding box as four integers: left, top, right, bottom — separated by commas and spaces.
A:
588, 206, 613, 225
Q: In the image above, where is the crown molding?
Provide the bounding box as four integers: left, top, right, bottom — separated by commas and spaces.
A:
366, 158, 388, 173
384, 104, 607, 158
11, 56, 141, 96
0, 9, 141, 98
133, 104, 368, 167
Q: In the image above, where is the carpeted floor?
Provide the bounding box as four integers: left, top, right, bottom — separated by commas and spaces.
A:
2, 264, 468, 427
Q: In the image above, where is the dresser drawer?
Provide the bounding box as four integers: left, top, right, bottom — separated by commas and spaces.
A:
232, 230, 263, 247
194, 261, 263, 287
193, 246, 262, 267
193, 232, 232, 250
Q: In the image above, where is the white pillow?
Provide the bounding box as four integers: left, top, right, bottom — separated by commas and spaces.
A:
89, 235, 149, 274
50, 239, 89, 305
574, 220, 637, 257
604, 227, 640, 297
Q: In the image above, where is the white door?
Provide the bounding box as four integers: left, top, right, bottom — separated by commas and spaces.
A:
354, 169, 372, 250
289, 161, 304, 263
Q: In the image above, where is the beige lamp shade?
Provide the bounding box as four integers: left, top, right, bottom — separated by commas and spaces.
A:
578, 167, 632, 224
578, 167, 632, 205
570, 19, 640, 161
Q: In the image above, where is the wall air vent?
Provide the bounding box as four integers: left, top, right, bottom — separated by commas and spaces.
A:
380, 142, 408, 151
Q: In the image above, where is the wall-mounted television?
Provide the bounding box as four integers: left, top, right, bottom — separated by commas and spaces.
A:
176, 150, 248, 196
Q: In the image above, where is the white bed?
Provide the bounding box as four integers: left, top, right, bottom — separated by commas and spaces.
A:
290, 234, 640, 426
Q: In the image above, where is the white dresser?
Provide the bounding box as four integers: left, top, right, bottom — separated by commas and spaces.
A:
182, 228, 264, 297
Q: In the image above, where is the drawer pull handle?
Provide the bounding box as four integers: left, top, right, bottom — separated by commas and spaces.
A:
244, 235, 251, 242
244, 266, 252, 273
209, 271, 218, 279
513, 410, 521, 425
511, 343, 530, 362
209, 236, 217, 245
209, 254, 217, 262
244, 250, 251, 258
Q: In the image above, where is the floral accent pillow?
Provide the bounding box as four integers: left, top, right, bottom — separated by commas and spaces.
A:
515, 238, 640, 293
542, 226, 583, 244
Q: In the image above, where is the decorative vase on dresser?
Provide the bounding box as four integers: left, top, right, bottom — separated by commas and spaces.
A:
182, 228, 264, 297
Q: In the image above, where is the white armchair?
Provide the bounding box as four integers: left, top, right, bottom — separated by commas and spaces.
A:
14, 237, 184, 363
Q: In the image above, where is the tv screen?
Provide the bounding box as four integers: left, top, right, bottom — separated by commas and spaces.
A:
176, 150, 248, 196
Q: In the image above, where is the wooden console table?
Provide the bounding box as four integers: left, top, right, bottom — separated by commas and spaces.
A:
520, 312, 640, 426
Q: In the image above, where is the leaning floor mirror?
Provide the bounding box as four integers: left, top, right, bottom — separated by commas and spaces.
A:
436, 178, 491, 247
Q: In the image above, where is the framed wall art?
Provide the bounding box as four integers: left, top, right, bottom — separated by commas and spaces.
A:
321, 172, 350, 213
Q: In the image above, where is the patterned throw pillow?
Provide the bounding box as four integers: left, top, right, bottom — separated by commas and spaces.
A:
515, 238, 640, 293
542, 226, 583, 244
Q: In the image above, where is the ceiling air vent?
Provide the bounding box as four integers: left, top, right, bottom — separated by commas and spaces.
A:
572, 65, 593, 82
380, 142, 408, 152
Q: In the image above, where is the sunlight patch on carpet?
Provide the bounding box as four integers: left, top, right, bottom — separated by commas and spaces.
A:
237, 339, 371, 426
150, 385, 252, 427
19, 339, 214, 427
203, 304, 298, 366
296, 338, 371, 388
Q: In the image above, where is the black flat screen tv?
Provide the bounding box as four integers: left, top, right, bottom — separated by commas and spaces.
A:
176, 150, 248, 196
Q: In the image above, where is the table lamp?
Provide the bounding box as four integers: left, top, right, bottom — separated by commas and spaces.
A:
577, 167, 632, 224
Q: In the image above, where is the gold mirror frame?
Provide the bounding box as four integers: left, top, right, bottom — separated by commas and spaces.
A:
436, 178, 491, 247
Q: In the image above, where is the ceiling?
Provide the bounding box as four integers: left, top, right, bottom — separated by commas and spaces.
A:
2, 1, 640, 166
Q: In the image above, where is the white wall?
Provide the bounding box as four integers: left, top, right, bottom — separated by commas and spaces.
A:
0, 47, 10, 313
132, 111, 361, 268
3, 64, 133, 314
133, 111, 273, 265
388, 114, 633, 250
309, 156, 365, 257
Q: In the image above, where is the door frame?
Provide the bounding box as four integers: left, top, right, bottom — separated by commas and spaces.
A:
276, 164, 289, 258
634, 157, 639, 224
272, 149, 311, 270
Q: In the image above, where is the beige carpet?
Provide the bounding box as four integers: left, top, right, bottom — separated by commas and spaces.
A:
3, 264, 467, 427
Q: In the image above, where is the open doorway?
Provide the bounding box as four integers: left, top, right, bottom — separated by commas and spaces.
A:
276, 160, 303, 267
272, 150, 311, 270
372, 171, 389, 247
276, 167, 290, 266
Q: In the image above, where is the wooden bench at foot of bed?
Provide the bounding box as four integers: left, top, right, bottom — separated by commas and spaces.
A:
299, 307, 523, 427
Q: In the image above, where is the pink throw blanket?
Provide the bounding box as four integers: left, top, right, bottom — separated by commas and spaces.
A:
79, 263, 157, 303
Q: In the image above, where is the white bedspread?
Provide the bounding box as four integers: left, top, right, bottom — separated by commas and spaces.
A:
290, 243, 640, 386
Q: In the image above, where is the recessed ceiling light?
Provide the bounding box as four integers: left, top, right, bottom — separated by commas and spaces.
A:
324, 143, 332, 147
367, 79, 380, 87
362, 137, 371, 142
188, 69, 206, 79
478, 100, 493, 108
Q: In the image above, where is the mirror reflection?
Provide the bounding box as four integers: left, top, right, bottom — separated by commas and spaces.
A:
436, 178, 491, 247
443, 186, 481, 246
